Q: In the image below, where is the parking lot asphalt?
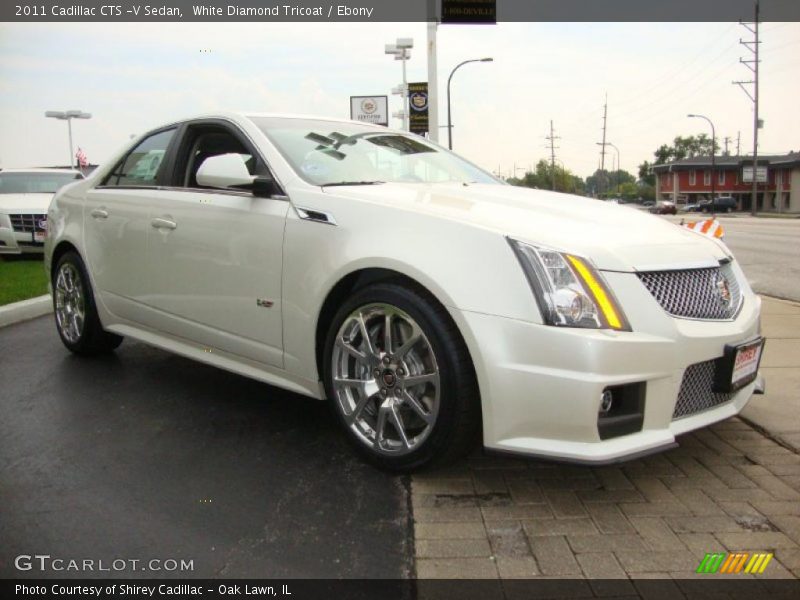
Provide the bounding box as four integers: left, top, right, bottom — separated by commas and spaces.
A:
0, 316, 411, 579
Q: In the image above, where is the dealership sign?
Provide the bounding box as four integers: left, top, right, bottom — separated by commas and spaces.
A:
407, 82, 429, 135
441, 0, 497, 24
350, 96, 388, 126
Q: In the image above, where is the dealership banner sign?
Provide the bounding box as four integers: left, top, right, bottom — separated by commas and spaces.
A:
407, 82, 429, 135
441, 0, 496, 24
350, 96, 388, 126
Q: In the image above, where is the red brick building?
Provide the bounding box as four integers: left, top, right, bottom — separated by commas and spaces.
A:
652, 153, 800, 213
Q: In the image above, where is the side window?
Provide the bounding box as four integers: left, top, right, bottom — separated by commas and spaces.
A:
179, 128, 266, 190
104, 129, 176, 187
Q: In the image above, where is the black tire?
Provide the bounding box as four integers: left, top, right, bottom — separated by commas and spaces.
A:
323, 281, 481, 471
52, 251, 123, 355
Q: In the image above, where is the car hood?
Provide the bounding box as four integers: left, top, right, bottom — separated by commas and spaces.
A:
0, 193, 53, 214
326, 183, 730, 272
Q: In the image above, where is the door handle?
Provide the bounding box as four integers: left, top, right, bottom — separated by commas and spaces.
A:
151, 217, 177, 230
90, 207, 109, 219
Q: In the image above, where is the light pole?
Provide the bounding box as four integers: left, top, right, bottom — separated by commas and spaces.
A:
688, 113, 716, 203
385, 38, 413, 131
446, 57, 493, 150
607, 142, 621, 195
45, 110, 91, 169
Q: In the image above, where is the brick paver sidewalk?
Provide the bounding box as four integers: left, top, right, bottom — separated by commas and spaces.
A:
412, 296, 800, 581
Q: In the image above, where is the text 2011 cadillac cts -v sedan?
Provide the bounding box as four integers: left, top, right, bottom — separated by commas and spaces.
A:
44, 113, 765, 470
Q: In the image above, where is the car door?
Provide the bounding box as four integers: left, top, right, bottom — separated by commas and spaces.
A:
83, 127, 178, 321
143, 120, 288, 368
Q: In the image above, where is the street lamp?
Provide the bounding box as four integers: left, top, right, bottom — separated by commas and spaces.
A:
385, 38, 413, 131
688, 113, 716, 203
45, 110, 91, 170
446, 57, 493, 150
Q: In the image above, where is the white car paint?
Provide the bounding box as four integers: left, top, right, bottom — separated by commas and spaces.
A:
44, 113, 762, 463
0, 168, 82, 254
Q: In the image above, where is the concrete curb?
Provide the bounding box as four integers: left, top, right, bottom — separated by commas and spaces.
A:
0, 294, 52, 328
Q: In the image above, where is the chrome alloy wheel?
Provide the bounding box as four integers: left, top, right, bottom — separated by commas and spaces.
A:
331, 303, 440, 455
54, 262, 85, 344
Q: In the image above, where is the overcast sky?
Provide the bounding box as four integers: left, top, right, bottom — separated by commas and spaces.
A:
0, 21, 798, 178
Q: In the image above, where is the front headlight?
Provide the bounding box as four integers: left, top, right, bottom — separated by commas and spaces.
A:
508, 238, 630, 331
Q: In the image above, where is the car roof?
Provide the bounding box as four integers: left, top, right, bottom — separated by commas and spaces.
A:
156, 111, 389, 132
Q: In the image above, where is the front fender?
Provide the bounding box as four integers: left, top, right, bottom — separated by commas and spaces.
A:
280, 190, 540, 383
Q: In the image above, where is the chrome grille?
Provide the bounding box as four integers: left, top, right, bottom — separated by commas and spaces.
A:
673, 359, 733, 419
638, 263, 742, 320
10, 214, 47, 233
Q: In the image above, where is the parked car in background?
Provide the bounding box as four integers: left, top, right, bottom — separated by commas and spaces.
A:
44, 113, 764, 471
700, 196, 737, 213
0, 168, 83, 255
650, 200, 677, 215
682, 203, 701, 212
642, 201, 655, 208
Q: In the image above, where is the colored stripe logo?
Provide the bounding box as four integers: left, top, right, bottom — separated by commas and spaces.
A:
696, 552, 773, 574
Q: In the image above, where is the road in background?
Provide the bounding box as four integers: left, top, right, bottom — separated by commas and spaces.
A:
0, 317, 411, 579
663, 215, 800, 302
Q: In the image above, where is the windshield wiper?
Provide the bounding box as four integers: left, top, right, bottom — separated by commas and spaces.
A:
320, 180, 385, 187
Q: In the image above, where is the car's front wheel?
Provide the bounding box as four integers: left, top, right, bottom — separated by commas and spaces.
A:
53, 251, 123, 355
323, 282, 480, 471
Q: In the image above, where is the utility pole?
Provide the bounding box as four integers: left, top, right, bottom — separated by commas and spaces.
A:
734, 0, 761, 216
546, 120, 560, 191
596, 94, 609, 196
736, 131, 741, 156
723, 136, 731, 156
599, 93, 608, 172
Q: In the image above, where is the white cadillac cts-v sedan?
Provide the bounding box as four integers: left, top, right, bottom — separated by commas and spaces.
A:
44, 113, 764, 470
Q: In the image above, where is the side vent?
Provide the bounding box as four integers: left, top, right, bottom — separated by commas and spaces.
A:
295, 206, 337, 226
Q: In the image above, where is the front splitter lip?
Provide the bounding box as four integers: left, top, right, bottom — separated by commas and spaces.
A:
484, 378, 757, 466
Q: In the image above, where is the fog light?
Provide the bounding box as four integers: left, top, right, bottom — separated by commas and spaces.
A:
599, 389, 614, 415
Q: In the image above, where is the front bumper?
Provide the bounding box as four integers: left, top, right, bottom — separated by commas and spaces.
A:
0, 213, 46, 254
457, 269, 762, 464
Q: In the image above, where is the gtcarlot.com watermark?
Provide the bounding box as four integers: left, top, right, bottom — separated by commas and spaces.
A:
14, 554, 194, 573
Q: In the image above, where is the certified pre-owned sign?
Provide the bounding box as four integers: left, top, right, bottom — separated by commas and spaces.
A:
350, 95, 388, 126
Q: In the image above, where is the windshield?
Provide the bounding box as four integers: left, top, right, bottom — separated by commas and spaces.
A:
0, 171, 81, 194
250, 117, 499, 186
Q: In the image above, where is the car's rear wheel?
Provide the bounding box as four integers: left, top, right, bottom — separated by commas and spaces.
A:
53, 251, 123, 355
323, 282, 480, 471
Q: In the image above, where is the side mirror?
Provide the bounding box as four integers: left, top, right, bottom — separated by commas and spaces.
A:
196, 153, 256, 189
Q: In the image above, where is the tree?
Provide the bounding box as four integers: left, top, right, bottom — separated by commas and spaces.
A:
510, 159, 585, 195
638, 134, 722, 188
639, 161, 654, 186
585, 168, 634, 197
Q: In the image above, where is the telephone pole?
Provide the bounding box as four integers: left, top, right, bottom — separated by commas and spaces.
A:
599, 94, 608, 172
734, 0, 761, 216
546, 120, 560, 191
723, 136, 731, 156
736, 131, 741, 156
